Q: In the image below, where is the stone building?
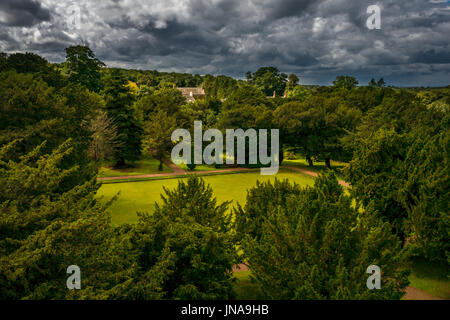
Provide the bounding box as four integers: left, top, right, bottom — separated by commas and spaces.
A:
176, 87, 205, 103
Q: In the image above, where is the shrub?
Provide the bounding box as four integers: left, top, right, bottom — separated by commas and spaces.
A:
235, 172, 409, 299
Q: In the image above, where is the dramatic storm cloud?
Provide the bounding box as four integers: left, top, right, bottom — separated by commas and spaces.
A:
0, 0, 449, 86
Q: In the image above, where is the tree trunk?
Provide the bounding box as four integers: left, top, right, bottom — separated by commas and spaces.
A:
279, 146, 284, 165
307, 156, 314, 167
158, 159, 163, 171
325, 158, 331, 169
115, 157, 125, 168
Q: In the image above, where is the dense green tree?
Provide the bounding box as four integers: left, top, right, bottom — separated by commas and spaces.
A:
287, 73, 299, 89
247, 67, 287, 96
344, 90, 448, 262
345, 126, 449, 263
341, 86, 388, 113
2, 52, 65, 88
65, 45, 105, 92
111, 176, 237, 299
0, 52, 7, 72
274, 98, 360, 167
137, 73, 159, 87
405, 128, 449, 263
203, 75, 238, 99
6, 52, 48, 74
143, 110, 177, 170
377, 78, 386, 87
333, 75, 359, 90
88, 110, 122, 162
0, 72, 99, 189
349, 90, 441, 140
0, 140, 121, 299
286, 85, 311, 102
102, 70, 143, 167
181, 97, 222, 129
235, 173, 409, 299
223, 85, 273, 110
134, 87, 187, 125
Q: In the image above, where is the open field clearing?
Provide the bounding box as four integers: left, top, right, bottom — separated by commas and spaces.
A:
98, 169, 315, 225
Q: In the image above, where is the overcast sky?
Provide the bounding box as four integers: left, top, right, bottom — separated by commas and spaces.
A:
0, 0, 449, 86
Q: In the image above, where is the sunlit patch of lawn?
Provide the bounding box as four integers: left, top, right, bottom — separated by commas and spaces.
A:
408, 257, 450, 299
97, 169, 315, 225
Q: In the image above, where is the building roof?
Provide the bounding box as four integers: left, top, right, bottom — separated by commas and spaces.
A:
176, 87, 205, 102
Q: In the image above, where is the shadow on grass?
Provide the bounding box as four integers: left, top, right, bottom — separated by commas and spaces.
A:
99, 154, 171, 177
283, 158, 348, 179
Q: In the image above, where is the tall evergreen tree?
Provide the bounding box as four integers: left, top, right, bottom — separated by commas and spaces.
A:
102, 70, 143, 167
109, 176, 237, 299
0, 140, 120, 299
65, 46, 105, 92
235, 173, 409, 299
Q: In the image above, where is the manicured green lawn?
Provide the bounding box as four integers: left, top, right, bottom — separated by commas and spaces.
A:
97, 169, 315, 225
408, 258, 450, 299
99, 154, 171, 178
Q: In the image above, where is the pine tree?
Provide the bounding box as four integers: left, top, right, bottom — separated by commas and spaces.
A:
102, 70, 143, 167
236, 172, 409, 299
109, 176, 237, 299
0, 140, 120, 299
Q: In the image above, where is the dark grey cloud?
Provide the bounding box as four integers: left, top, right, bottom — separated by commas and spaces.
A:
411, 49, 450, 64
0, 0, 449, 86
263, 0, 319, 20
0, 0, 51, 27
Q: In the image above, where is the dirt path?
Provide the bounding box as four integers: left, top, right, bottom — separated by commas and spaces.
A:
162, 158, 186, 174
403, 286, 443, 300
98, 161, 352, 185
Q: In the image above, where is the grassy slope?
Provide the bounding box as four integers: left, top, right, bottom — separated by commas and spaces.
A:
99, 154, 171, 178
97, 169, 315, 225
408, 258, 450, 299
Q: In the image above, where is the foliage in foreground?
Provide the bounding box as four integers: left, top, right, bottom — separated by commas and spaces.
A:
235, 173, 409, 299
0, 140, 119, 299
0, 142, 237, 299
110, 176, 237, 299
345, 91, 449, 263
